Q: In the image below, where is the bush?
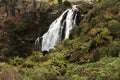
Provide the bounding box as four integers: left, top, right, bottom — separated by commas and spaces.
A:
63, 0, 71, 7
109, 43, 120, 57
107, 20, 120, 38
91, 41, 120, 62
70, 26, 81, 39
57, 0, 62, 4
9, 57, 24, 66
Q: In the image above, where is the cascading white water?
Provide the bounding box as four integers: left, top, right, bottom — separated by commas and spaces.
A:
35, 5, 78, 51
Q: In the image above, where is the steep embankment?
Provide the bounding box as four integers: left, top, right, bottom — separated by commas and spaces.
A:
0, 0, 72, 58
62, 0, 120, 63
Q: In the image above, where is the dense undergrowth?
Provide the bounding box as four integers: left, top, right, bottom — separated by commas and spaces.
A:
0, 0, 120, 80
67, 0, 120, 63
0, 53, 120, 80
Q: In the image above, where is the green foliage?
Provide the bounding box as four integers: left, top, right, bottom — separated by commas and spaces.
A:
70, 75, 85, 80
1, 52, 120, 80
70, 26, 81, 39
30, 51, 49, 62
63, 0, 71, 7
107, 20, 120, 38
62, 0, 120, 64
9, 57, 24, 66
49, 0, 56, 3
91, 49, 101, 62
108, 41, 120, 57
90, 18, 98, 26
57, 0, 62, 4
22, 60, 35, 68
91, 41, 120, 62
65, 57, 120, 80
1, 0, 120, 80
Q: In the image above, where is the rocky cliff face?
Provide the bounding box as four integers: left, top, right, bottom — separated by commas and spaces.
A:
0, 0, 92, 58
0, 0, 36, 17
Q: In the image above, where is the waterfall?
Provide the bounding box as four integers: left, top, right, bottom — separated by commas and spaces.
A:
35, 5, 78, 52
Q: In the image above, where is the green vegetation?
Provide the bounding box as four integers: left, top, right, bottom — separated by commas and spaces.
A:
57, 0, 63, 4
63, 0, 71, 7
0, 0, 120, 80
0, 53, 120, 80
67, 0, 120, 63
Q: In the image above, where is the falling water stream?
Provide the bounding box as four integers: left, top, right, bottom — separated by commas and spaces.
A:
35, 5, 78, 51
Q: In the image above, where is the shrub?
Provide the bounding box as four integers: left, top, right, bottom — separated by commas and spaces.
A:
22, 60, 35, 68
57, 0, 62, 4
63, 0, 71, 7
70, 26, 81, 39
30, 52, 49, 62
109, 43, 120, 57
91, 41, 120, 62
107, 20, 120, 38
9, 57, 24, 66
